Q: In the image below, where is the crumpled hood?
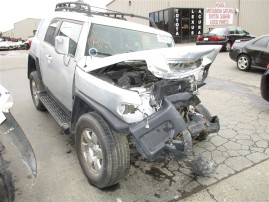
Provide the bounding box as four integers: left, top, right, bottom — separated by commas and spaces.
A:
78, 45, 221, 79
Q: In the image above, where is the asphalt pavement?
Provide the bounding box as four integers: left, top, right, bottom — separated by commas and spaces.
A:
0, 48, 268, 202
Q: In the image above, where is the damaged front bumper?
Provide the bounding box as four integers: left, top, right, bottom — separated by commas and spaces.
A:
130, 93, 220, 161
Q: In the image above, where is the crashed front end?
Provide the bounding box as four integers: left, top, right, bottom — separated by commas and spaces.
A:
77, 45, 221, 169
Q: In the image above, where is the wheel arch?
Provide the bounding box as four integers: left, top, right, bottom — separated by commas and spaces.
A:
236, 53, 251, 63
28, 53, 42, 80
70, 93, 130, 135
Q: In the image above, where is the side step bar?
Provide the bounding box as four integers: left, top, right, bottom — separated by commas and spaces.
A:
38, 92, 70, 132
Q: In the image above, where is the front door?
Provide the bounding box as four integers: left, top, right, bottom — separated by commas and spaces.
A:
40, 20, 83, 112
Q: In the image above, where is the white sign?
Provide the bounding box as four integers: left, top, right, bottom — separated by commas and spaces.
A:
205, 2, 234, 25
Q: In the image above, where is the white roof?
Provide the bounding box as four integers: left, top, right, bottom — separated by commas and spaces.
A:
48, 11, 172, 37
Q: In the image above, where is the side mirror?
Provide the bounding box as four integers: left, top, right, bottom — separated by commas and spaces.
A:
55, 36, 69, 55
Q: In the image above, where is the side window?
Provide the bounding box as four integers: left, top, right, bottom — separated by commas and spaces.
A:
58, 21, 82, 56
44, 20, 60, 46
228, 28, 236, 34
253, 37, 269, 48
236, 28, 247, 35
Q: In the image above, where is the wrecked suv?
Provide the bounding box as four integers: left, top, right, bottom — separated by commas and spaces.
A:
28, 2, 221, 188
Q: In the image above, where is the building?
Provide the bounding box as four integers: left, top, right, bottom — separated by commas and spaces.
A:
2, 18, 41, 40
107, 0, 269, 43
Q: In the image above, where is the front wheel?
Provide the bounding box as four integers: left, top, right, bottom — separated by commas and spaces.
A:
237, 54, 251, 71
76, 112, 130, 188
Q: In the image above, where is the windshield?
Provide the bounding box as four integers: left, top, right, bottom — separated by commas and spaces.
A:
85, 24, 174, 57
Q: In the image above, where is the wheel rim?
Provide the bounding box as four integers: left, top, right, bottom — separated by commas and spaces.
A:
81, 128, 103, 174
238, 56, 249, 70
226, 42, 231, 51
31, 80, 39, 105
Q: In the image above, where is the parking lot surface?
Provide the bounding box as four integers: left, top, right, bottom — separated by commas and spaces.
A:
0, 49, 269, 201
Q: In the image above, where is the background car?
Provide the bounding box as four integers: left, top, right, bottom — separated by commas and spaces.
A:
261, 63, 269, 101
23, 37, 33, 50
229, 34, 269, 71
196, 26, 255, 52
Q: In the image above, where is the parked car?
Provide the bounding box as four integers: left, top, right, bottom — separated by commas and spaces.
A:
0, 40, 28, 50
196, 26, 255, 52
229, 34, 269, 71
261, 63, 269, 101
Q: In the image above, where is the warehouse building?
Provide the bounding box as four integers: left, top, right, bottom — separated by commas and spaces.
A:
2, 18, 40, 40
107, 0, 269, 43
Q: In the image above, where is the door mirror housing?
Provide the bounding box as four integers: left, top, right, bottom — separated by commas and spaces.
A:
55, 36, 69, 55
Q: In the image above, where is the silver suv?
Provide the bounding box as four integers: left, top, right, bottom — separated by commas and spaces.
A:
28, 2, 221, 188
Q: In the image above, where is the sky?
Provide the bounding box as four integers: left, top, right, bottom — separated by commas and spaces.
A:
0, 0, 112, 32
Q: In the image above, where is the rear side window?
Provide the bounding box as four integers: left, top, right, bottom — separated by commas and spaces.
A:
44, 20, 60, 46
253, 36, 269, 48
58, 21, 82, 56
228, 28, 236, 34
236, 28, 247, 35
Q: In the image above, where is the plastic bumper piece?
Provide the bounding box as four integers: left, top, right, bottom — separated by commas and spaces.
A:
130, 98, 186, 161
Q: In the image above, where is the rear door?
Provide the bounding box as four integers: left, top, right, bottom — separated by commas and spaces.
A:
40, 19, 83, 112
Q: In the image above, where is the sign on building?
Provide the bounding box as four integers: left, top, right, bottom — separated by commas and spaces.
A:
205, 2, 234, 25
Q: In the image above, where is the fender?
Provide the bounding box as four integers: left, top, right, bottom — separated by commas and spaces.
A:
70, 91, 131, 134
28, 52, 42, 80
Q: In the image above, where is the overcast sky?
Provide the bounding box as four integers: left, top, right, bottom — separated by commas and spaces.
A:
0, 0, 112, 32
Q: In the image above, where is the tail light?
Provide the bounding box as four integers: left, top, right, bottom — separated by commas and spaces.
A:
267, 63, 269, 69
196, 35, 203, 41
209, 36, 225, 41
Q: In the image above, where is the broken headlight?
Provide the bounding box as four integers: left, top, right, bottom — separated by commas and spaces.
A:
168, 58, 202, 74
117, 87, 157, 123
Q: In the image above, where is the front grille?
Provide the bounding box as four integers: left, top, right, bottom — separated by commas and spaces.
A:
153, 79, 192, 101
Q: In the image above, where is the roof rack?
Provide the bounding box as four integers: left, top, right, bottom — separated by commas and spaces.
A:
55, 2, 91, 16
55, 1, 157, 28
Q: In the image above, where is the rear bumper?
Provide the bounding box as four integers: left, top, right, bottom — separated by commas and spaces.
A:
196, 41, 226, 47
229, 48, 240, 61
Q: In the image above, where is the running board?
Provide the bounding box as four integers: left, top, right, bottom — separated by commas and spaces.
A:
38, 92, 70, 132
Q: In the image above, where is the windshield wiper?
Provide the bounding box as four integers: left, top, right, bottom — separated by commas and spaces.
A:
97, 52, 112, 56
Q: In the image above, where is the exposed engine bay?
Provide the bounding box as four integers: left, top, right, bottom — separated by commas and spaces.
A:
92, 60, 196, 115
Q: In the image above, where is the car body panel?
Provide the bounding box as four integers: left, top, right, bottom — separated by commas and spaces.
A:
78, 45, 221, 79
229, 35, 269, 70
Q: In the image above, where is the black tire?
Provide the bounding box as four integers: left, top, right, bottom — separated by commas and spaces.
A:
75, 112, 130, 188
0, 153, 15, 202
237, 54, 251, 71
194, 104, 211, 141
29, 71, 46, 111
224, 41, 232, 52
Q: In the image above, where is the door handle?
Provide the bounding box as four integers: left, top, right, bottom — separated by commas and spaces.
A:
46, 55, 52, 63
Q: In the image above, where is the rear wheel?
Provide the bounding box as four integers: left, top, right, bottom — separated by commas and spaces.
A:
224, 41, 232, 52
76, 112, 130, 188
29, 71, 46, 111
237, 54, 251, 71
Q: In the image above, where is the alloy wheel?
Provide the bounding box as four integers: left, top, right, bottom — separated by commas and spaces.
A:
81, 128, 103, 173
